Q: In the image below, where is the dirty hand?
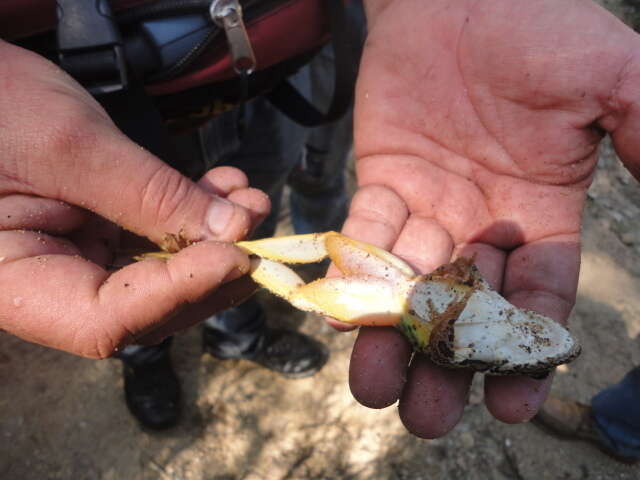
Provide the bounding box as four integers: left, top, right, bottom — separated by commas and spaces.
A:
0, 41, 270, 358
346, 0, 640, 437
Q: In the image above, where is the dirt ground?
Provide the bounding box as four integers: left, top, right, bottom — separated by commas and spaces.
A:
3, 2, 640, 479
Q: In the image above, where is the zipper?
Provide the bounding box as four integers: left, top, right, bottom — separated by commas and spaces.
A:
119, 0, 285, 23
209, 0, 256, 74
120, 0, 289, 83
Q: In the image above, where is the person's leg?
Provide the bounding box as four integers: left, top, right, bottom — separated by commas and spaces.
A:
591, 367, 640, 459
287, 107, 352, 235
117, 338, 180, 429
288, 1, 366, 234
533, 368, 640, 464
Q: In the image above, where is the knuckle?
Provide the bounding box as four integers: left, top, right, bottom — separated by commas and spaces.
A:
139, 166, 192, 229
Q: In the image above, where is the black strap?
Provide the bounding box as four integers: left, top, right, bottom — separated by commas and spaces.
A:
266, 0, 361, 127
56, 0, 127, 95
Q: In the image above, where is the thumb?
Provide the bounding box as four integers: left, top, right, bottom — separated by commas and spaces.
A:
1, 41, 252, 245
74, 136, 252, 244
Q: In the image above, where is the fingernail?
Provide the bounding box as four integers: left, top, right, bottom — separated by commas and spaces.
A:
206, 197, 234, 237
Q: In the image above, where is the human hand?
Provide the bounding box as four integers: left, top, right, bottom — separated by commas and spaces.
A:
0, 41, 270, 358
346, 0, 640, 437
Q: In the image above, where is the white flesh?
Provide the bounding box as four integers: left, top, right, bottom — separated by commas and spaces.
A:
238, 233, 330, 263
408, 280, 470, 317
407, 276, 579, 372
452, 288, 578, 372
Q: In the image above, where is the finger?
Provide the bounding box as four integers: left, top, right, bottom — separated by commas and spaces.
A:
485, 234, 580, 423
197, 167, 271, 236
0, 194, 86, 233
453, 242, 507, 290
0, 241, 250, 358
390, 215, 453, 273
340, 184, 409, 248
326, 184, 408, 330
398, 355, 473, 438
135, 275, 259, 345
227, 188, 271, 234
197, 166, 250, 196
349, 327, 413, 408
1, 42, 252, 244
484, 374, 554, 424
72, 137, 252, 243
0, 230, 81, 261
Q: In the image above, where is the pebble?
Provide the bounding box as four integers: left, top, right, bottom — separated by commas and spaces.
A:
460, 432, 475, 449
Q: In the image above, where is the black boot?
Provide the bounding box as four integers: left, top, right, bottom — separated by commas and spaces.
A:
120, 340, 181, 430
203, 326, 329, 379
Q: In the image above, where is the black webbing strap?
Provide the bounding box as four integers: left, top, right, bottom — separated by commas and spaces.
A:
266, 0, 361, 127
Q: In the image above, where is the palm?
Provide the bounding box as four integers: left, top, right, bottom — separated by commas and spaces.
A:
345, 0, 640, 437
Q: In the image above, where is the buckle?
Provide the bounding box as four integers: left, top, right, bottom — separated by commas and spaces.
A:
56, 0, 127, 95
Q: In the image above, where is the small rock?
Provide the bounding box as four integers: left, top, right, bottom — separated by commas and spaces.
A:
460, 432, 475, 449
